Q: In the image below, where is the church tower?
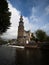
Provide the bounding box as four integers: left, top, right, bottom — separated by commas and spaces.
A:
18, 15, 24, 37
17, 15, 32, 46
17, 15, 25, 45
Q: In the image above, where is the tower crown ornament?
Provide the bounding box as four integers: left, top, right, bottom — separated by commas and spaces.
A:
20, 15, 23, 21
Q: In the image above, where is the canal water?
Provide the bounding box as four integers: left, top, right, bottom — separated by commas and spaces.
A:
0, 46, 49, 65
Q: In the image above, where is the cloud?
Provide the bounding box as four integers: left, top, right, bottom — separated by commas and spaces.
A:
30, 7, 42, 23
1, 2, 32, 40
1, 2, 20, 39
45, 5, 49, 15
1, 3, 49, 40
41, 23, 49, 35
29, 7, 43, 32
30, 7, 49, 34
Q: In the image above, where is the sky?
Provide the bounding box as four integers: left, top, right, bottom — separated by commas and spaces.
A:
1, 0, 49, 40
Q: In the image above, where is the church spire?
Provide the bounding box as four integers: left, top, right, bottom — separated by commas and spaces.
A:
20, 15, 23, 21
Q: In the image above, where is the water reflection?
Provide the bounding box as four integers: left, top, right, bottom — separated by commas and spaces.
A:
0, 46, 49, 65
15, 48, 42, 65
41, 50, 49, 65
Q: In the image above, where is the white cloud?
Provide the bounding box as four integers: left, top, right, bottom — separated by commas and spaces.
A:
32, 7, 37, 15
30, 7, 49, 34
1, 2, 21, 40
41, 23, 49, 35
29, 7, 42, 32
1, 2, 32, 40
30, 7, 42, 23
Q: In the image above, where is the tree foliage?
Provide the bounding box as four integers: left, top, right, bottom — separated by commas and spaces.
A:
30, 33, 36, 41
35, 30, 47, 42
46, 36, 49, 42
0, 38, 7, 45
0, 0, 11, 34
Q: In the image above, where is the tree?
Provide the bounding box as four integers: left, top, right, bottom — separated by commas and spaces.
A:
0, 0, 11, 34
46, 36, 49, 42
35, 30, 47, 42
30, 33, 36, 41
0, 37, 7, 45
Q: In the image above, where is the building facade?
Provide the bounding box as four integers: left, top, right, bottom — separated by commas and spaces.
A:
17, 15, 31, 45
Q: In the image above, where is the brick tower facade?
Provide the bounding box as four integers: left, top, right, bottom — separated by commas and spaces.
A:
17, 15, 25, 45
17, 15, 32, 46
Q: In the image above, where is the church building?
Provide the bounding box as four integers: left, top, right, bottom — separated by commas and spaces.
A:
17, 15, 32, 45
